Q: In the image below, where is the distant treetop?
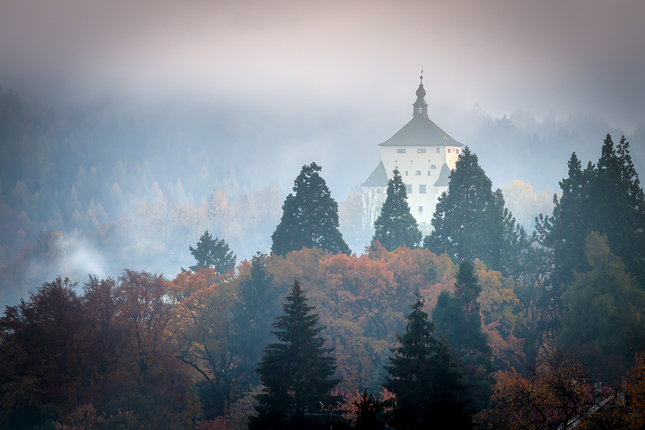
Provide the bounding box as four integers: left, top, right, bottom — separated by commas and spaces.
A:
271, 162, 351, 256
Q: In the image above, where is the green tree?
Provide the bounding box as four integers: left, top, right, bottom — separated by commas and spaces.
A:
189, 230, 236, 274
271, 162, 351, 256
371, 168, 422, 251
231, 253, 282, 391
252, 279, 342, 429
384, 292, 473, 430
352, 389, 385, 430
432, 261, 495, 412
592, 135, 645, 287
535, 134, 645, 344
558, 232, 645, 380
424, 147, 525, 274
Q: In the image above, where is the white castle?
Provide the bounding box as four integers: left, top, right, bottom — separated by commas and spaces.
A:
362, 74, 463, 233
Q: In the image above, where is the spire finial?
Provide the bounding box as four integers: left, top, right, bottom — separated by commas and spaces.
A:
413, 70, 428, 118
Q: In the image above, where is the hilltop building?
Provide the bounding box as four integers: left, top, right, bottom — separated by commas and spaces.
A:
362, 75, 463, 232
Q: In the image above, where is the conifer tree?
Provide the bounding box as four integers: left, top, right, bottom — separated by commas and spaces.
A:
271, 162, 351, 257
353, 389, 385, 430
252, 279, 342, 429
384, 292, 473, 430
372, 168, 422, 251
537, 134, 645, 300
593, 135, 645, 286
558, 232, 645, 380
432, 261, 495, 412
189, 230, 236, 274
424, 147, 525, 274
231, 252, 280, 389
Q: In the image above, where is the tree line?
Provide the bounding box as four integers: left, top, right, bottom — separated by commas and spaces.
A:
2, 134, 645, 429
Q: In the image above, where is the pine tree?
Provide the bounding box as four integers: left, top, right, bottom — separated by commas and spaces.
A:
431, 261, 495, 412
617, 135, 645, 285
189, 230, 236, 274
252, 279, 342, 429
372, 168, 422, 251
424, 146, 524, 274
537, 134, 645, 320
384, 292, 473, 430
271, 162, 351, 257
231, 252, 280, 390
353, 389, 385, 430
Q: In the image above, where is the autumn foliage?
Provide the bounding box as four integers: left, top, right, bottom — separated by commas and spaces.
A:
3, 243, 645, 429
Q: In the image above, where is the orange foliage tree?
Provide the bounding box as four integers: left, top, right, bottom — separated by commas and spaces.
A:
263, 245, 458, 393
476, 260, 527, 371
166, 268, 237, 416
488, 350, 632, 429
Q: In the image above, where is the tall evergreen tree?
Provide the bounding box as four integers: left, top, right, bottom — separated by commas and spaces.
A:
189, 230, 236, 274
536, 152, 594, 286
593, 135, 645, 286
271, 162, 351, 257
558, 232, 645, 380
384, 292, 473, 430
431, 261, 495, 412
536, 134, 645, 319
231, 253, 280, 391
252, 279, 342, 429
372, 168, 422, 251
424, 147, 525, 274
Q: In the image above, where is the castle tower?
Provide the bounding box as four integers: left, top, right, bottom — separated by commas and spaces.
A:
362, 74, 464, 233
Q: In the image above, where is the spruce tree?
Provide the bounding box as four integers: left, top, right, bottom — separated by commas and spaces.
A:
252, 279, 342, 429
537, 134, 645, 296
231, 253, 280, 390
424, 146, 525, 274
353, 389, 385, 430
372, 168, 422, 251
431, 261, 495, 412
384, 292, 473, 430
189, 230, 236, 274
271, 162, 351, 257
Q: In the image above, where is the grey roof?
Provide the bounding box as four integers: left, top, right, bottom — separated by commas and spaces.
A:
433, 163, 451, 187
362, 161, 388, 187
378, 116, 463, 147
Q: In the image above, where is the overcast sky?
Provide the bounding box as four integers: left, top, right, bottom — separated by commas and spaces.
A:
2, 0, 644, 192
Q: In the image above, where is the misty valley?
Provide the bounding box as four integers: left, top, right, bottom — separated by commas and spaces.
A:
1, 85, 645, 430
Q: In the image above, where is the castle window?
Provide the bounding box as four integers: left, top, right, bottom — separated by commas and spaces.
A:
397, 148, 406, 153
415, 170, 421, 176
457, 149, 460, 154
447, 148, 451, 153
376, 189, 381, 194
436, 148, 440, 153
417, 148, 426, 153
431, 165, 436, 169
428, 171, 431, 176
419, 185, 427, 193
405, 171, 408, 176
406, 185, 412, 194
418, 206, 423, 213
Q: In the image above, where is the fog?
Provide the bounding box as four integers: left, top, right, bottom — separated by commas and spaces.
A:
1, 0, 645, 307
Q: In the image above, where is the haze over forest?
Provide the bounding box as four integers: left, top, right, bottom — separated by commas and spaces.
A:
1, 0, 645, 308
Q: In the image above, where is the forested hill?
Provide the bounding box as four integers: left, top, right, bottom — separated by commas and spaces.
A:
0, 85, 643, 309
2, 81, 645, 428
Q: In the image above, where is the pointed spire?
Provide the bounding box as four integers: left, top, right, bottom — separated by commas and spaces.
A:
413, 70, 428, 119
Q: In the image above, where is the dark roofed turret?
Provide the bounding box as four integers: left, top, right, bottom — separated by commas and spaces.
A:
379, 72, 462, 148
413, 72, 428, 119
